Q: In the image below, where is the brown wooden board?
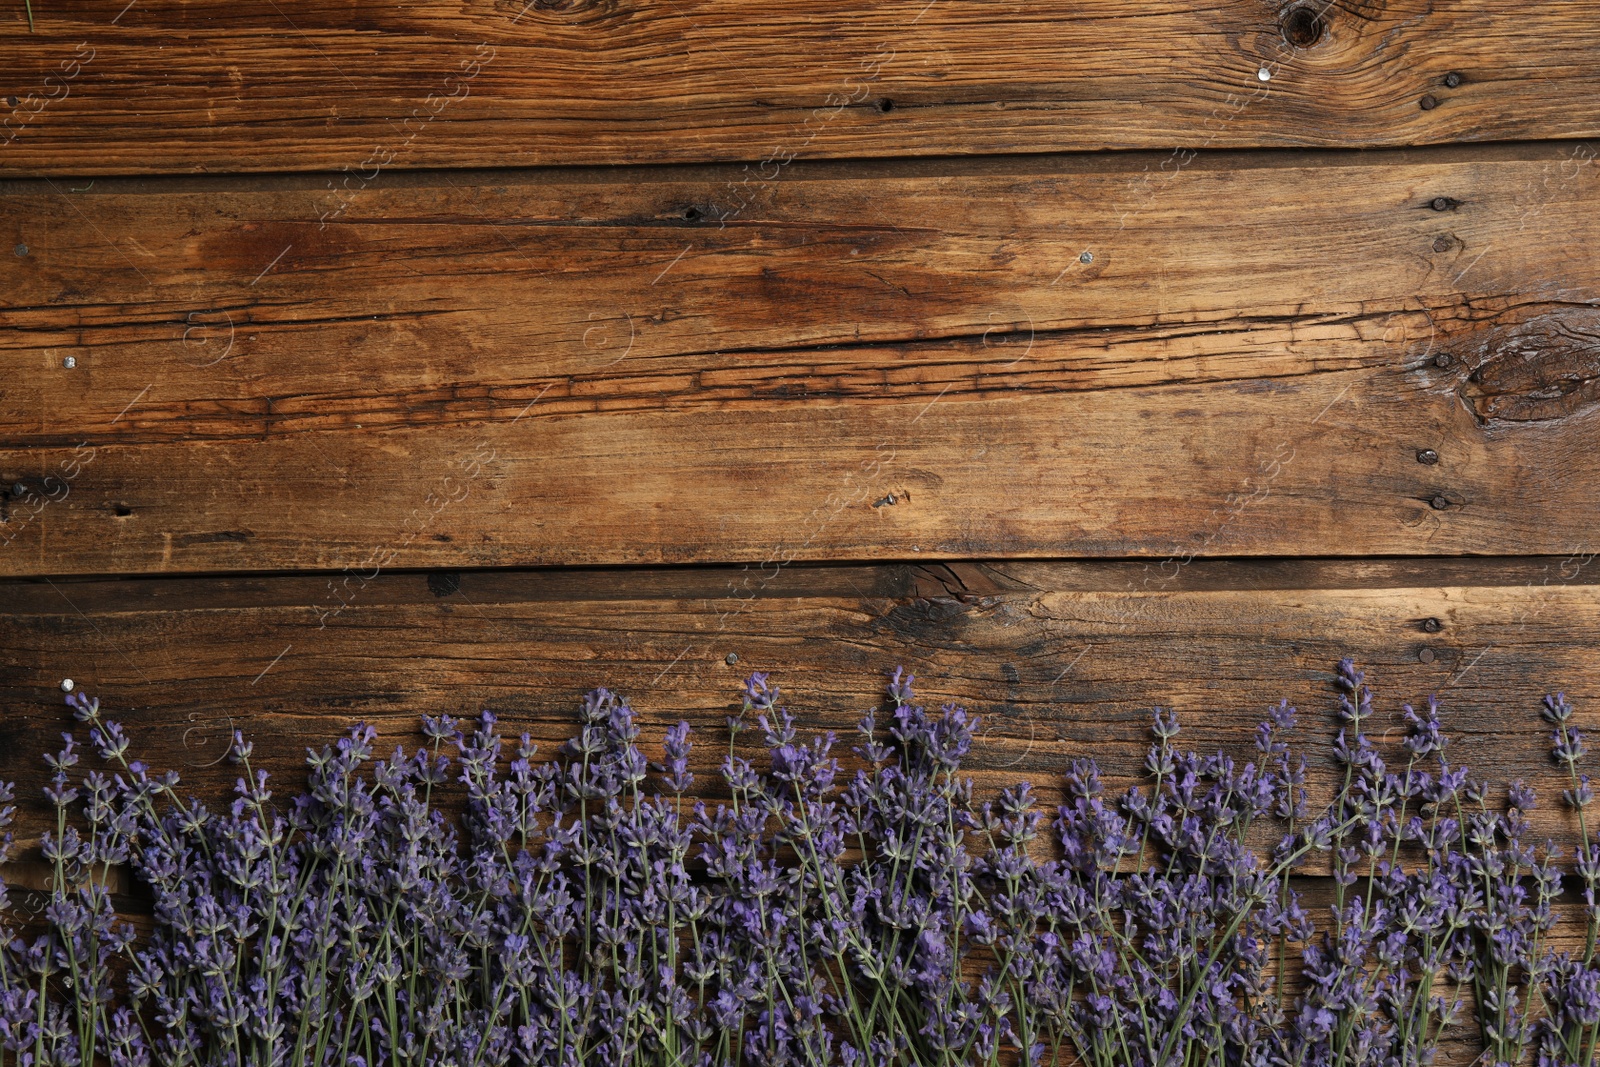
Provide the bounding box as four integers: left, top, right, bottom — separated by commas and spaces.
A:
2, 558, 1599, 852
2, 2, 1600, 175
3, 146, 1600, 575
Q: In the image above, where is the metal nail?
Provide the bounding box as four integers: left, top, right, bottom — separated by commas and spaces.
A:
1417, 449, 1439, 465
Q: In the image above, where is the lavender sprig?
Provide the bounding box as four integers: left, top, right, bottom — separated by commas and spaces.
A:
0, 664, 1596, 1066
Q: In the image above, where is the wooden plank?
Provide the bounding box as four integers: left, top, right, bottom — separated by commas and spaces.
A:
9, 149, 1600, 575
3, 559, 1599, 851
2, 2, 1599, 174
3, 147, 1600, 575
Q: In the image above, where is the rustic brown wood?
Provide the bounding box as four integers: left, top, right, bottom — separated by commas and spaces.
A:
3, 146, 1600, 576
2, 1, 1600, 175
3, 559, 1599, 850
1, 6, 1593, 1060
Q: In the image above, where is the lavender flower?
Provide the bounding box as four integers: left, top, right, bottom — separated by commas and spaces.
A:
1, 664, 1596, 1066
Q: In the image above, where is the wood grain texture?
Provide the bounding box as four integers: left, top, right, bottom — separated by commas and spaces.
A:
3, 559, 1599, 850
4, 146, 1600, 575
2, 1, 1599, 175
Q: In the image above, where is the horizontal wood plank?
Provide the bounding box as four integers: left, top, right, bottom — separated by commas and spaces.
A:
3, 147, 1600, 574
1, 2, 1599, 174
2, 559, 1599, 851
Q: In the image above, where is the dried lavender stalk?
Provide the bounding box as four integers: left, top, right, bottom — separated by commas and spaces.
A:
0, 659, 1592, 1066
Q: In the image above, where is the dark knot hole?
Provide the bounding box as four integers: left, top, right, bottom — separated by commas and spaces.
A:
1282, 5, 1326, 48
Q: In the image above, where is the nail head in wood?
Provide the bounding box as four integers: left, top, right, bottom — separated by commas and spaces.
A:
427, 572, 461, 597
1417, 449, 1439, 465
725, 652, 738, 665
1420, 94, 1439, 110
1422, 617, 1443, 633
1418, 647, 1436, 663
1430, 495, 1451, 510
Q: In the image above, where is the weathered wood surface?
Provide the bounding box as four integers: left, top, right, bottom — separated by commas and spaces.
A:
2, 1, 1600, 175
3, 558, 1598, 849
4, 146, 1600, 575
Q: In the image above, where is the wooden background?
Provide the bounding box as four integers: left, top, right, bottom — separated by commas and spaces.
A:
3, 0, 1600, 1056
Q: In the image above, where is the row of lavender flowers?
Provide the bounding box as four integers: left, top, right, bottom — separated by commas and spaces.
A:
1, 660, 1598, 1066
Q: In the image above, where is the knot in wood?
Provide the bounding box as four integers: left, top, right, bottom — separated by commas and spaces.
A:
1459, 309, 1600, 424
1281, 5, 1327, 48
